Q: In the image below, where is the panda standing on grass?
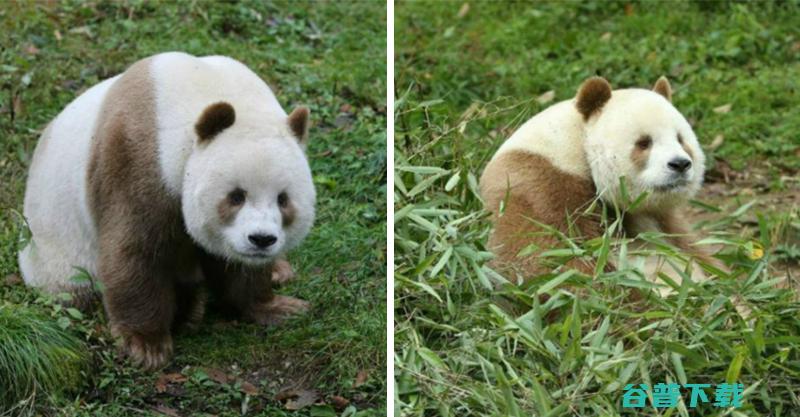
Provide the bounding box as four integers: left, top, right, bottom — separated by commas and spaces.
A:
480, 76, 717, 288
19, 52, 316, 369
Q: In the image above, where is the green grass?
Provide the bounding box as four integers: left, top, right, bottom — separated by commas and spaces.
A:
0, 303, 87, 414
395, 1, 800, 416
0, 1, 386, 416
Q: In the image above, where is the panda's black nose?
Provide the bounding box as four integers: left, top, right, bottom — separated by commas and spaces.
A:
249, 234, 277, 249
667, 157, 692, 173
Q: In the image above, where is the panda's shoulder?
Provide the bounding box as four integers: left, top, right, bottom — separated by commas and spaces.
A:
492, 100, 589, 178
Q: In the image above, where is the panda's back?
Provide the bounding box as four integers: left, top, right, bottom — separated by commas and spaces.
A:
492, 99, 590, 178
479, 96, 602, 278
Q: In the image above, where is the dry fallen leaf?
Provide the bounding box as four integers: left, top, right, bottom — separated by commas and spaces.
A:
600, 32, 612, 41
152, 405, 180, 417
536, 90, 555, 105
155, 373, 188, 393
24, 44, 39, 55
330, 395, 350, 410
354, 370, 368, 387
202, 367, 232, 384
709, 134, 725, 151
624, 3, 634, 15
713, 104, 732, 114
457, 3, 470, 18
276, 388, 320, 411
4, 274, 22, 286
68, 26, 93, 38
239, 381, 259, 396
12, 95, 23, 117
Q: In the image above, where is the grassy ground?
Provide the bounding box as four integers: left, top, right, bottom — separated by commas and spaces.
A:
0, 1, 386, 416
395, 1, 799, 416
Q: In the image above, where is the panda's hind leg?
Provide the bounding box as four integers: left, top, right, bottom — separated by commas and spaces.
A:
18, 239, 96, 309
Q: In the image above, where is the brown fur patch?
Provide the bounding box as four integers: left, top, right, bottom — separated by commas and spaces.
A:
200, 252, 276, 320
653, 210, 721, 267
195, 102, 235, 142
87, 57, 201, 368
480, 150, 602, 280
652, 76, 672, 101
630, 136, 652, 171
287, 106, 309, 143
575, 76, 612, 120
217, 197, 243, 224
270, 256, 295, 285
624, 208, 725, 273
281, 202, 296, 227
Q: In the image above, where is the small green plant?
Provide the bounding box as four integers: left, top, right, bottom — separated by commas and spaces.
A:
0, 303, 87, 414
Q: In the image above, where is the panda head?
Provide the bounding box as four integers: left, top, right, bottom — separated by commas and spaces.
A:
577, 76, 705, 212
181, 102, 316, 265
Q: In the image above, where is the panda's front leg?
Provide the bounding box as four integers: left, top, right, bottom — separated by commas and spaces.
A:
98, 234, 176, 370
227, 264, 309, 326
270, 255, 296, 286
201, 254, 309, 325
246, 293, 310, 326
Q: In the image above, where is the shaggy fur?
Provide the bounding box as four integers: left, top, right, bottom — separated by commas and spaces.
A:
19, 52, 316, 369
481, 151, 601, 280
481, 76, 713, 287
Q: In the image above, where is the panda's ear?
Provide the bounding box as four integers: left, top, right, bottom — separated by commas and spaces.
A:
287, 106, 310, 145
652, 76, 672, 101
575, 76, 612, 120
195, 102, 236, 142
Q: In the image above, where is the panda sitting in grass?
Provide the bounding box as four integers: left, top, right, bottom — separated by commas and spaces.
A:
480, 76, 715, 289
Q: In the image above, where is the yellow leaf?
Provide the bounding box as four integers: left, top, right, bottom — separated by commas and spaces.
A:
749, 243, 764, 260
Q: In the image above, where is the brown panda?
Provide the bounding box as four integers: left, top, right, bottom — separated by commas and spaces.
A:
480, 76, 712, 287
19, 52, 316, 368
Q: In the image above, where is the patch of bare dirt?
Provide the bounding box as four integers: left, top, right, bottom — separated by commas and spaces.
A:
689, 159, 799, 295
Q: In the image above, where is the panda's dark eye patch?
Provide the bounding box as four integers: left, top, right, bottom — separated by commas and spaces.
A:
636, 135, 652, 150
277, 191, 289, 208
228, 188, 246, 206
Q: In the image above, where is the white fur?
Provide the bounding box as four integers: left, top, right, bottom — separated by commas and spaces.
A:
490, 82, 707, 292
19, 76, 120, 290
182, 133, 315, 266
151, 52, 313, 265
624, 214, 707, 294
493, 100, 590, 178
584, 88, 705, 211
581, 88, 707, 291
493, 88, 704, 211
153, 53, 288, 196
19, 52, 314, 292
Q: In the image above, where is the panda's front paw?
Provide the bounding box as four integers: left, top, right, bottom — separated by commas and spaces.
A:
115, 329, 173, 370
271, 258, 296, 286
245, 295, 309, 326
